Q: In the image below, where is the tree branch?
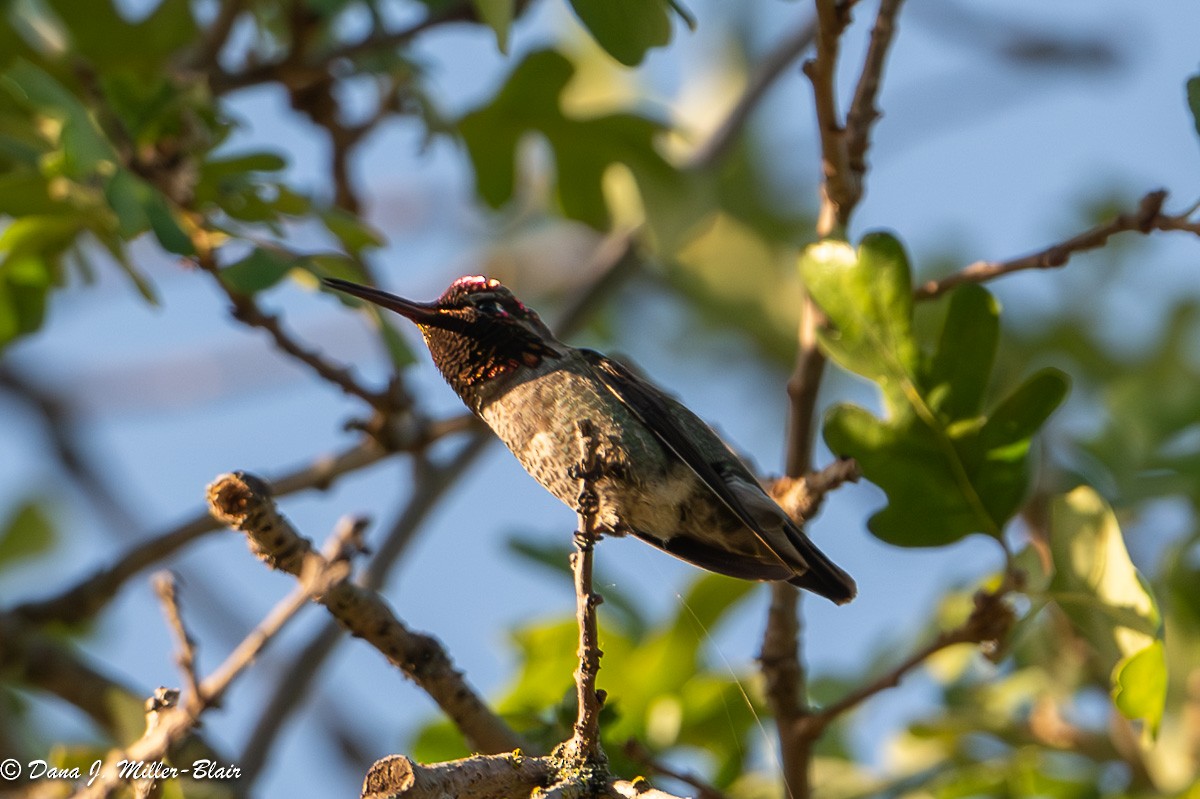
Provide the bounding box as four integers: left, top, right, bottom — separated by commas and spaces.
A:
844, 0, 905, 178
914, 189, 1200, 299
208, 2, 477, 94
72, 534, 342, 799
11, 437, 386, 626
558, 420, 608, 768
767, 2, 910, 796
797, 586, 1015, 738
237, 434, 491, 784
195, 256, 394, 409
206, 470, 527, 755
153, 574, 202, 710
192, 0, 246, 69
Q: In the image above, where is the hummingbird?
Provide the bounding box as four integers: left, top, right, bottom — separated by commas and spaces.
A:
324, 275, 856, 604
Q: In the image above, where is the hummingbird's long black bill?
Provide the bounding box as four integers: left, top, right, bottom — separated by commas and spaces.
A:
323, 278, 441, 324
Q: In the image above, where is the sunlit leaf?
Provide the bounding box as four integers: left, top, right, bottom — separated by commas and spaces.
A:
802, 234, 1068, 546
1111, 640, 1167, 735
1048, 487, 1165, 731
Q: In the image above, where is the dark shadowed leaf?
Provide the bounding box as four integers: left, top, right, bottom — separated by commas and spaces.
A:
1187, 73, 1200, 140
566, 0, 673, 66
472, 0, 515, 53
458, 50, 683, 230
220, 247, 296, 294
0, 500, 55, 573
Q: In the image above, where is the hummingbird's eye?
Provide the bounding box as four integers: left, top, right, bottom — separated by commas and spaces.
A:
475, 298, 509, 316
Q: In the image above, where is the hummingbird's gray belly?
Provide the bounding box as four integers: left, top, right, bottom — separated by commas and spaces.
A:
478, 367, 764, 558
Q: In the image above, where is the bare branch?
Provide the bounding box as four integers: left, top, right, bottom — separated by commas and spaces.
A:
195, 256, 393, 409
238, 434, 491, 784
362, 753, 551, 799
73, 560, 324, 799
12, 437, 385, 626
766, 2, 911, 793
558, 420, 608, 767
797, 586, 1015, 737
153, 574, 202, 709
206, 471, 527, 754
771, 457, 862, 523
361, 752, 694, 799
804, 0, 853, 237
844, 0, 906, 177
915, 190, 1200, 300
624, 739, 729, 799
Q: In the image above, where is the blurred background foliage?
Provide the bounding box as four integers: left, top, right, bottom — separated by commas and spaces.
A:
0, 0, 1198, 797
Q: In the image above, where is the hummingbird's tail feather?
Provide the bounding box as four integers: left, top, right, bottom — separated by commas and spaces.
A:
784, 524, 857, 605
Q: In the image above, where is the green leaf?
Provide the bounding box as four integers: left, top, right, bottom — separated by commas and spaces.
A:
458, 49, 683, 230
1111, 640, 1167, 735
472, 0, 515, 53
800, 235, 918, 395
1048, 487, 1165, 730
1, 60, 117, 179
142, 192, 194, 256
220, 247, 296, 294
0, 215, 72, 347
44, 0, 197, 74
0, 501, 55, 573
320, 208, 385, 256
802, 234, 1068, 546
566, 0, 673, 66
0, 169, 63, 215
1187, 73, 1200, 140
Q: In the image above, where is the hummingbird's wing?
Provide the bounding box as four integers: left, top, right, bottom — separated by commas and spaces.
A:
581, 350, 855, 603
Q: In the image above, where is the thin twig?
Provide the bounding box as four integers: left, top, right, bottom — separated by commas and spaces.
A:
209, 2, 476, 94
915, 189, 1200, 299
844, 0, 905, 178
767, 2, 910, 797
797, 586, 1015, 737
195, 256, 391, 409
11, 437, 385, 626
153, 573, 203, 710
804, 0, 853, 237
559, 419, 607, 767
688, 16, 819, 170
73, 555, 329, 799
624, 739, 730, 799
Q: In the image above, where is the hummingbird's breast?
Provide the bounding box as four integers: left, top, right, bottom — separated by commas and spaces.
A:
477, 360, 751, 548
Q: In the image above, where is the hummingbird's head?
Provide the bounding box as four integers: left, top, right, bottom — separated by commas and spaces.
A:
324, 275, 560, 408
